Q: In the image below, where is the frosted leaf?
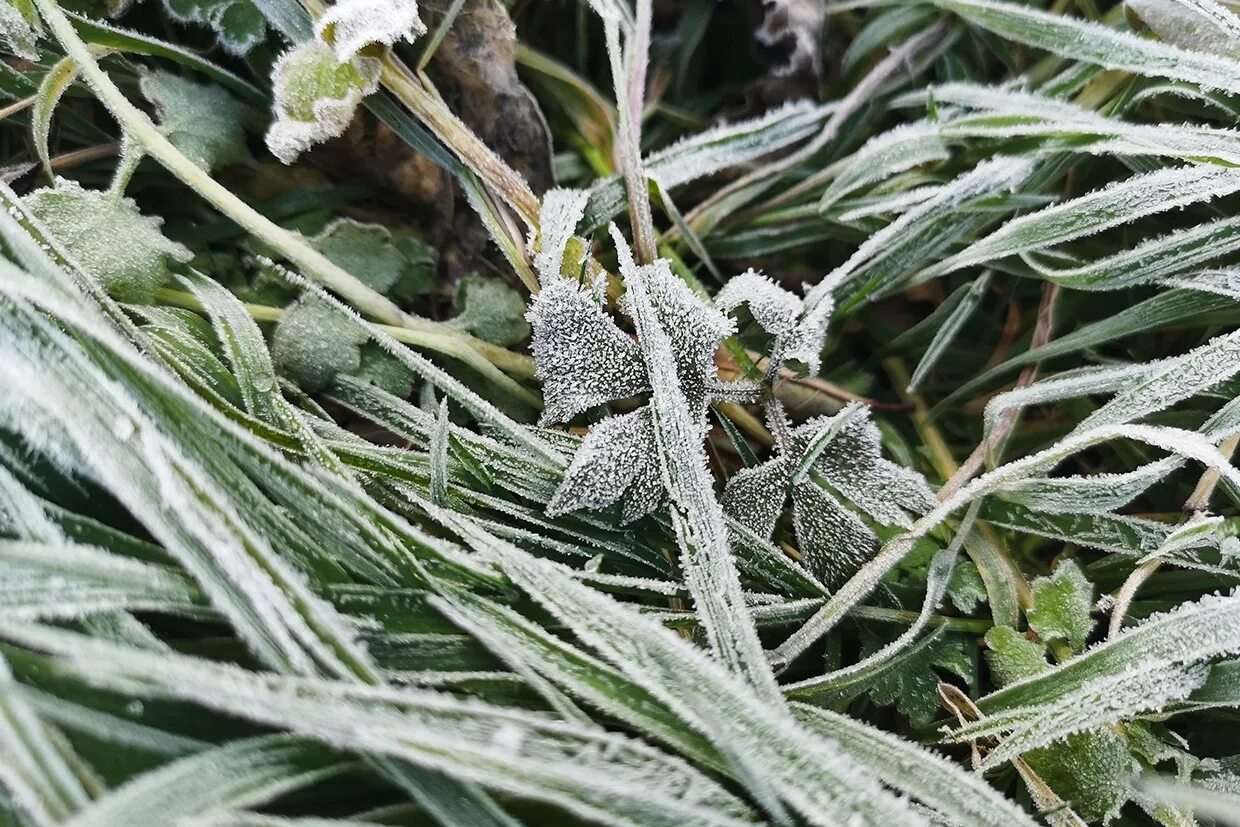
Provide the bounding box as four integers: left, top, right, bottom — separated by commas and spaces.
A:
265, 41, 380, 165
714, 269, 833, 376
1128, 0, 1240, 57
67, 735, 341, 827
722, 406, 935, 588
790, 481, 879, 588
316, 0, 426, 62
139, 71, 250, 173
806, 156, 1036, 303
0, 0, 39, 60
985, 626, 1050, 687
1027, 560, 1096, 653
720, 456, 791, 538
493, 544, 926, 826
1079, 328, 1240, 432
526, 276, 646, 424
999, 458, 1181, 515
796, 413, 937, 527
616, 236, 778, 698
793, 704, 1040, 827
619, 257, 734, 405
162, 0, 266, 55
23, 178, 192, 304
934, 0, 1240, 96
777, 294, 833, 376
533, 188, 590, 285
819, 122, 949, 211
961, 592, 1240, 768
547, 406, 663, 523
1023, 729, 1135, 824
932, 165, 1240, 279
449, 276, 531, 347
715, 270, 801, 337
10, 624, 753, 827
271, 294, 366, 391
582, 100, 828, 233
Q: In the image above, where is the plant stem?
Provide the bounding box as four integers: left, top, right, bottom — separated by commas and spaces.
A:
611, 0, 657, 263
33, 0, 532, 402
155, 288, 539, 385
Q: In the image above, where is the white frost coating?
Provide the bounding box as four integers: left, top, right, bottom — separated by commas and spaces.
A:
984, 362, 1154, 438
819, 122, 948, 210
532, 188, 590, 286
613, 232, 776, 701
6, 624, 757, 827
66, 735, 337, 827
805, 156, 1035, 306
619, 252, 735, 402
316, 0, 426, 61
792, 703, 1038, 827
999, 458, 1183, 514
1027, 216, 1240, 291
494, 547, 927, 827
581, 100, 829, 231
723, 408, 936, 588
715, 270, 801, 336
525, 276, 647, 425
714, 269, 833, 376
931, 0, 1240, 95
1078, 328, 1240, 432
930, 165, 1240, 279
547, 407, 664, 523
960, 591, 1240, 767
0, 650, 91, 824
265, 42, 380, 165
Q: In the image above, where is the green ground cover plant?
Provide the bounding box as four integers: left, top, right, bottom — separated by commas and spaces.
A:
1, 0, 1240, 824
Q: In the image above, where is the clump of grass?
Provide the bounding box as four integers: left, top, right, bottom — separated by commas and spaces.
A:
1, 0, 1239, 825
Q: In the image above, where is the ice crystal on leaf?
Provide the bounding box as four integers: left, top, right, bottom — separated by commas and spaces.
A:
528, 207, 845, 526
265, 41, 380, 164
1027, 559, 1096, 654
162, 0, 266, 55
714, 269, 832, 376
526, 274, 647, 426
547, 406, 663, 523
23, 178, 192, 304
316, 0, 426, 62
529, 235, 738, 521
0, 0, 40, 60
617, 253, 735, 404
139, 71, 251, 173
723, 406, 936, 587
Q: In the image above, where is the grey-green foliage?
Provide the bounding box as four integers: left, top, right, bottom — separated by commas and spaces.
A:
271, 294, 411, 396
9, 0, 1240, 825
311, 218, 436, 299
139, 70, 251, 172
449, 276, 531, 347
24, 178, 192, 303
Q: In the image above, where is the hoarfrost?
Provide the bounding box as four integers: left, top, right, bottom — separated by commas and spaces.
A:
316, 0, 426, 62
723, 407, 936, 588
265, 42, 381, 165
